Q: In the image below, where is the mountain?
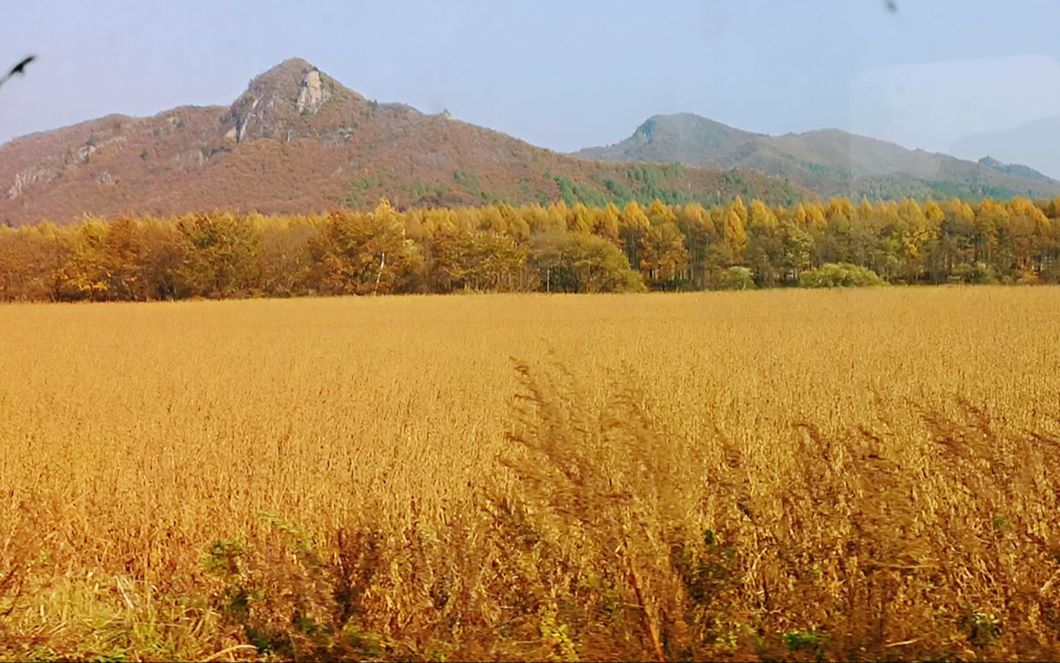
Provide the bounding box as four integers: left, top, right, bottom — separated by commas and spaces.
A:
0, 59, 801, 226
976, 156, 1056, 183
950, 116, 1060, 182
576, 113, 1060, 201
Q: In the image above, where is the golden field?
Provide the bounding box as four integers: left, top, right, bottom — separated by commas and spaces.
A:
1, 287, 1059, 661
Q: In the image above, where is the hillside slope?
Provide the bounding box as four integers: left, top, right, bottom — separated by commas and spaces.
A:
577, 113, 1060, 200
0, 59, 801, 226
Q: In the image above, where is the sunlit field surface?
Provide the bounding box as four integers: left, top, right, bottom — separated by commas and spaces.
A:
1, 288, 1059, 661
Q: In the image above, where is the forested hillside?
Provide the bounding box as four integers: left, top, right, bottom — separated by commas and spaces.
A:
2, 195, 1058, 302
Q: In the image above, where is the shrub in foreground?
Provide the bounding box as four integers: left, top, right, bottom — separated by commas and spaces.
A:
715, 266, 756, 290
799, 262, 885, 288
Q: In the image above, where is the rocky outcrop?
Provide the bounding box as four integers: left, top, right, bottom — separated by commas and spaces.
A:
296, 69, 329, 115
235, 97, 261, 142
221, 59, 342, 143
8, 168, 56, 200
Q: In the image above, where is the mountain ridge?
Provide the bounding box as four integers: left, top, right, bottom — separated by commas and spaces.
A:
0, 59, 801, 226
576, 113, 1060, 200
6, 60, 1057, 227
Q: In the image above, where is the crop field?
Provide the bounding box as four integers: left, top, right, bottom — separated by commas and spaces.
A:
1, 287, 1059, 661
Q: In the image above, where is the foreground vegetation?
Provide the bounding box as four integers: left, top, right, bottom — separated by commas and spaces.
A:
2, 195, 1060, 301
1, 289, 1058, 661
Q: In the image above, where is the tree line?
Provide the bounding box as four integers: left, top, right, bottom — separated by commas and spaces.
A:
1, 196, 1059, 301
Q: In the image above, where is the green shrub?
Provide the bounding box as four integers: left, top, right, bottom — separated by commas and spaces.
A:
530, 231, 645, 293
798, 263, 885, 288
949, 262, 1000, 285
715, 266, 756, 291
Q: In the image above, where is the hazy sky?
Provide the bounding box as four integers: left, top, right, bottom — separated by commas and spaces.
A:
3, 0, 1060, 161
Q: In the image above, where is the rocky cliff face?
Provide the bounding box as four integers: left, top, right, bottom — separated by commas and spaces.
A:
296, 69, 330, 115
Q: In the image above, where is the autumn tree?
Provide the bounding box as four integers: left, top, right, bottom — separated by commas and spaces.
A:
779, 220, 814, 283
675, 202, 720, 289
102, 217, 151, 300
57, 219, 110, 301
618, 201, 651, 269
745, 199, 784, 286
53, 217, 154, 301
568, 203, 594, 235
176, 212, 261, 298
592, 203, 622, 243
530, 231, 645, 293
972, 199, 1004, 266
310, 200, 424, 295
4, 194, 1060, 300
816, 197, 855, 264
720, 202, 748, 265
256, 215, 317, 297
423, 224, 529, 293
927, 200, 978, 282
639, 221, 689, 290
0, 224, 66, 301
647, 199, 677, 227
895, 199, 941, 282
139, 219, 186, 300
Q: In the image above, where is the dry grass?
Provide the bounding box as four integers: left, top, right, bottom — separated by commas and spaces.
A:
0, 287, 1059, 660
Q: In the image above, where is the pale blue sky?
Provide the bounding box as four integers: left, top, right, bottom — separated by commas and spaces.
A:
3, 0, 1060, 163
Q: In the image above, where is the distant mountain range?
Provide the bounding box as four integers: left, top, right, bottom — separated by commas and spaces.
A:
576, 113, 1060, 200
0, 59, 798, 226
951, 115, 1060, 183
2, 58, 1057, 227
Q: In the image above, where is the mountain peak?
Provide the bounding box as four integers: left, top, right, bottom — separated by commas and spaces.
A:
221, 57, 364, 143
977, 155, 1055, 183
274, 56, 315, 71
251, 57, 319, 93
576, 112, 758, 164
635, 113, 751, 140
